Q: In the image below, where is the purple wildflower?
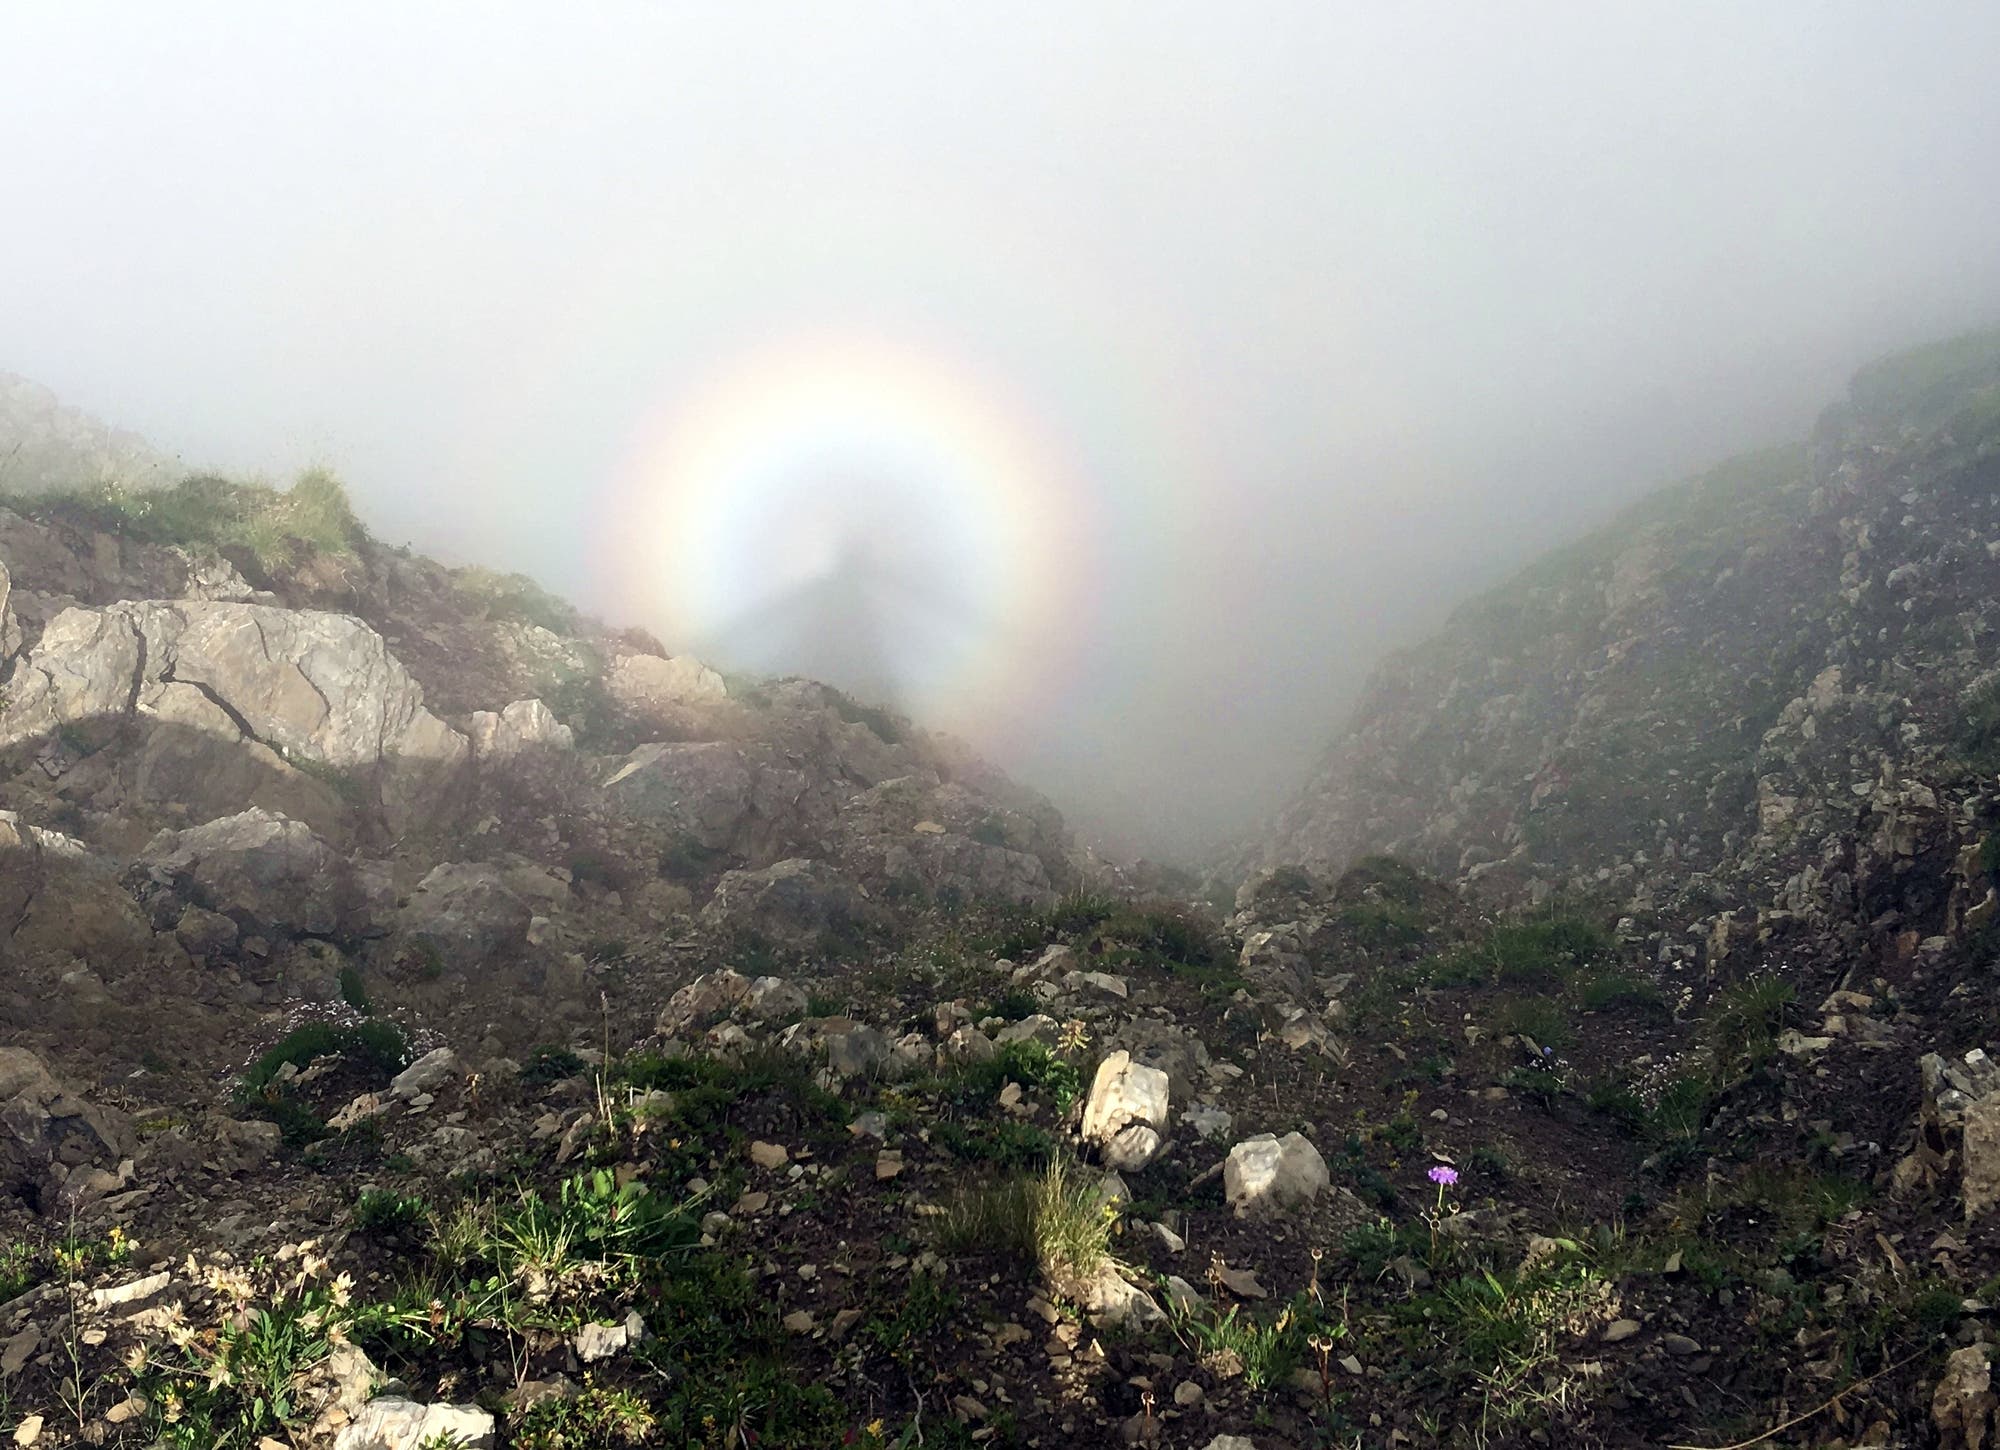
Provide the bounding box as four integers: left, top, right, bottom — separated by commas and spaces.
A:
1427, 1165, 1459, 1187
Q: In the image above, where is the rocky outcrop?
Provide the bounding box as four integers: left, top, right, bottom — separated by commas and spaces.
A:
0, 556, 18, 663
0, 1047, 135, 1213
700, 858, 866, 947
0, 600, 468, 834
1255, 329, 2000, 934
0, 371, 180, 497
0, 811, 152, 965
400, 862, 533, 967
134, 808, 388, 940
1081, 1051, 1171, 1171
466, 698, 573, 761
607, 651, 727, 712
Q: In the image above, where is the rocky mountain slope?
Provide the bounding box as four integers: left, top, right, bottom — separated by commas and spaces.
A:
7, 352, 2000, 1450
0, 374, 181, 497
1261, 327, 2000, 929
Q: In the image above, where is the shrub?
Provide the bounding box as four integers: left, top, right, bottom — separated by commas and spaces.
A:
238, 1021, 411, 1097
1482, 914, 1612, 987
336, 965, 372, 1015
451, 565, 577, 634
520, 1046, 587, 1086
1338, 899, 1426, 950
351, 1187, 427, 1234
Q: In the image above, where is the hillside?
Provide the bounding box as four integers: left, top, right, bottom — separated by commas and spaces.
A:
1261, 328, 2000, 920
6, 355, 2000, 1449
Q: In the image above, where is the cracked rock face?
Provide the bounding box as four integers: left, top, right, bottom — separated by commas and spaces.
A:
0, 600, 468, 833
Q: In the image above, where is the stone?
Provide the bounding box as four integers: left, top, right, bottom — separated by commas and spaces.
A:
91, 1271, 170, 1309
0, 1047, 137, 1214
783, 1309, 816, 1334
995, 1014, 1059, 1047
1660, 1333, 1701, 1356
657, 969, 753, 1034
466, 699, 573, 761
1182, 1102, 1233, 1142
0, 601, 469, 834
749, 1141, 789, 1170
138, 808, 385, 938
1201, 1437, 1258, 1450
400, 863, 532, 968
1966, 1098, 2000, 1220
1077, 1265, 1165, 1328
1223, 1132, 1329, 1217
1935, 1343, 1998, 1450
701, 858, 866, 948
941, 1025, 997, 1064
0, 558, 17, 664
607, 651, 727, 710
745, 976, 809, 1022
1081, 1051, 1171, 1172
332, 1398, 494, 1450
1603, 1318, 1642, 1342
825, 1024, 894, 1079
0, 814, 152, 967
1214, 1263, 1267, 1299
573, 1319, 630, 1363
391, 1048, 462, 1101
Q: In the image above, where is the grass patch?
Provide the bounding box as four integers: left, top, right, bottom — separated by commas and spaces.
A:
41, 467, 365, 573
451, 564, 577, 635
1577, 971, 1665, 1015
1338, 899, 1427, 950
351, 1187, 427, 1235
934, 1155, 1115, 1304
1493, 996, 1570, 1050
1701, 974, 1794, 1080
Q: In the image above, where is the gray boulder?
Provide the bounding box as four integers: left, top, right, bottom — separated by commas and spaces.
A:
467, 698, 573, 761
332, 1398, 494, 1450
1224, 1132, 1330, 1217
0, 812, 152, 964
1081, 1051, 1171, 1172
0, 1048, 136, 1213
0, 600, 468, 833
400, 862, 532, 968
0, 556, 18, 662
701, 858, 865, 947
138, 808, 386, 939
606, 652, 727, 711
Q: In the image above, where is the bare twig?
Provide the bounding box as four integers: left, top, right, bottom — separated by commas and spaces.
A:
1666, 1348, 1928, 1450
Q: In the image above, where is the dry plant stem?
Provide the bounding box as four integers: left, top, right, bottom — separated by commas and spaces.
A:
1665, 1348, 1928, 1450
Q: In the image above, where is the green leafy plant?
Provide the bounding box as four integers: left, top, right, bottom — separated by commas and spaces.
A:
351, 1187, 428, 1234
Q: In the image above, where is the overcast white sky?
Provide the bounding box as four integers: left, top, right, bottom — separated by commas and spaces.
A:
4, 4, 1999, 855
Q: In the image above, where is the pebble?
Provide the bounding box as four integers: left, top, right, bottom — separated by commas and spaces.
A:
749, 1141, 789, 1169
1603, 1318, 1642, 1342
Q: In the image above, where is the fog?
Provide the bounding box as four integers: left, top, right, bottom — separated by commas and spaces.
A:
4, 4, 1999, 859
